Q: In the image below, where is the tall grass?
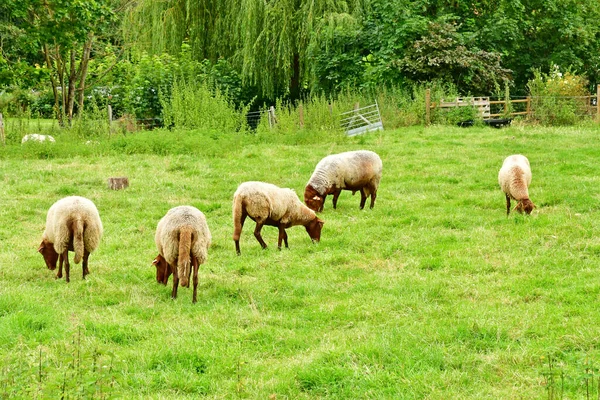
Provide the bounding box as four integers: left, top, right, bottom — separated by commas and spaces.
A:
162, 79, 248, 131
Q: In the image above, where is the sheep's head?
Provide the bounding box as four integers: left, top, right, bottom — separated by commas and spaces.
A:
305, 195, 324, 212
304, 185, 325, 212
305, 217, 325, 243
152, 254, 172, 285
38, 240, 58, 270
515, 198, 536, 215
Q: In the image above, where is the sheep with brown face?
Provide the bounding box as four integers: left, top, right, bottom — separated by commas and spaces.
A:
153, 206, 211, 303
232, 181, 324, 255
38, 196, 103, 282
498, 154, 536, 215
304, 150, 382, 212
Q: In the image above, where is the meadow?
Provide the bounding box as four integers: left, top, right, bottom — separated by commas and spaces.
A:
1, 122, 600, 399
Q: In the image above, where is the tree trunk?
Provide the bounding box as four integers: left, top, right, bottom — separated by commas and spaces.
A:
76, 37, 94, 114
289, 52, 300, 101
66, 49, 77, 123
43, 44, 61, 125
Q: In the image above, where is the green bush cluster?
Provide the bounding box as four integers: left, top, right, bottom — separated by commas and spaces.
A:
527, 66, 591, 126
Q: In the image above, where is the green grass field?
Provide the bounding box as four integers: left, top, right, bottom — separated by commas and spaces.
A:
1, 123, 600, 398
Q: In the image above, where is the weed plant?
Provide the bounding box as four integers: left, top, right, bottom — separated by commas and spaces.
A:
1, 123, 600, 398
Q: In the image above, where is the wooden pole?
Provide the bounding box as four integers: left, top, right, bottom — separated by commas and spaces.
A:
425, 89, 431, 126
269, 106, 277, 127
107, 105, 113, 135
298, 103, 304, 128
526, 96, 531, 120
597, 84, 600, 123
0, 113, 5, 145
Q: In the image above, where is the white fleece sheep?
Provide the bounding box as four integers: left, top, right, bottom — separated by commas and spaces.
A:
498, 154, 535, 215
38, 196, 103, 282
304, 150, 382, 212
232, 181, 324, 255
153, 205, 211, 303
22, 134, 56, 144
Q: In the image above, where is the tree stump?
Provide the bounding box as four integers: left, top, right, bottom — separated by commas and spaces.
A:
108, 177, 129, 190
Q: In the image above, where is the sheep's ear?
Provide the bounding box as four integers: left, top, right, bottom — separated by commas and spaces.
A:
317, 218, 325, 225
312, 195, 320, 201
37, 244, 44, 253
152, 258, 159, 266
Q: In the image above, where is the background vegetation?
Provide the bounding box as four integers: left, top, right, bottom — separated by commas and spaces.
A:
1, 0, 599, 125
1, 123, 600, 398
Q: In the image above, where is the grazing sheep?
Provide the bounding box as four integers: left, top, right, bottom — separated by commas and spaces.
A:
233, 181, 324, 255
38, 196, 103, 282
498, 154, 535, 215
153, 206, 211, 303
22, 134, 56, 144
304, 150, 382, 212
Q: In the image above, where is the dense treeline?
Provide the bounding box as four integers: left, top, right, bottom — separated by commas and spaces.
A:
1, 0, 599, 122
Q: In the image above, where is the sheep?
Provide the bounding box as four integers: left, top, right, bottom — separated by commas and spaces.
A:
22, 134, 56, 144
232, 181, 324, 255
304, 150, 382, 212
38, 196, 103, 282
152, 206, 211, 303
498, 154, 536, 215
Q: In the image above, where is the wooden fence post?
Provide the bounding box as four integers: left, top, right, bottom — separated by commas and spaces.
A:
268, 106, 278, 128
597, 84, 600, 123
299, 103, 304, 128
107, 104, 113, 135
0, 113, 5, 145
526, 96, 531, 119
425, 89, 431, 126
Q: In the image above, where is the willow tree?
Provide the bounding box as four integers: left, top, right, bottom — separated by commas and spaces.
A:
124, 0, 368, 99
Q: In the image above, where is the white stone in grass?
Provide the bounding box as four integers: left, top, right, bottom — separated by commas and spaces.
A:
21, 134, 56, 144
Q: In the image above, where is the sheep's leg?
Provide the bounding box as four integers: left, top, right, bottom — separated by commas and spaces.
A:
57, 253, 64, 279
277, 227, 288, 250
505, 193, 511, 216
192, 256, 199, 304
82, 250, 90, 279
171, 263, 179, 299
254, 222, 268, 249
63, 250, 70, 283
234, 209, 248, 256
370, 189, 377, 209
359, 189, 368, 209
332, 190, 342, 209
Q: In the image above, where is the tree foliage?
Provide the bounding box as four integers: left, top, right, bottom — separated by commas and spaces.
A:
123, 0, 367, 99
1, 0, 117, 123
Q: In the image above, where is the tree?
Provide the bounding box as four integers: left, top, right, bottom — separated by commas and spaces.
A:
397, 20, 511, 94
124, 0, 367, 100
1, 0, 117, 124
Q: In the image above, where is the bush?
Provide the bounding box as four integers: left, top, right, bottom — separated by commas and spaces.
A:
527, 65, 590, 125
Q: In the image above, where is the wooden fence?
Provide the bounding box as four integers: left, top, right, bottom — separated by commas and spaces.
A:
425, 84, 600, 125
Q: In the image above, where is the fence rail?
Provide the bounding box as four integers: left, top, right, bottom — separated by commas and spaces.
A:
425, 85, 600, 125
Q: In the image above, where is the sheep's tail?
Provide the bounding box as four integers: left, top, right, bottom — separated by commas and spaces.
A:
178, 227, 193, 288
73, 217, 84, 264
232, 193, 243, 241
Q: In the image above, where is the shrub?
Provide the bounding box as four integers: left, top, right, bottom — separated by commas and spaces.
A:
527, 65, 590, 125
